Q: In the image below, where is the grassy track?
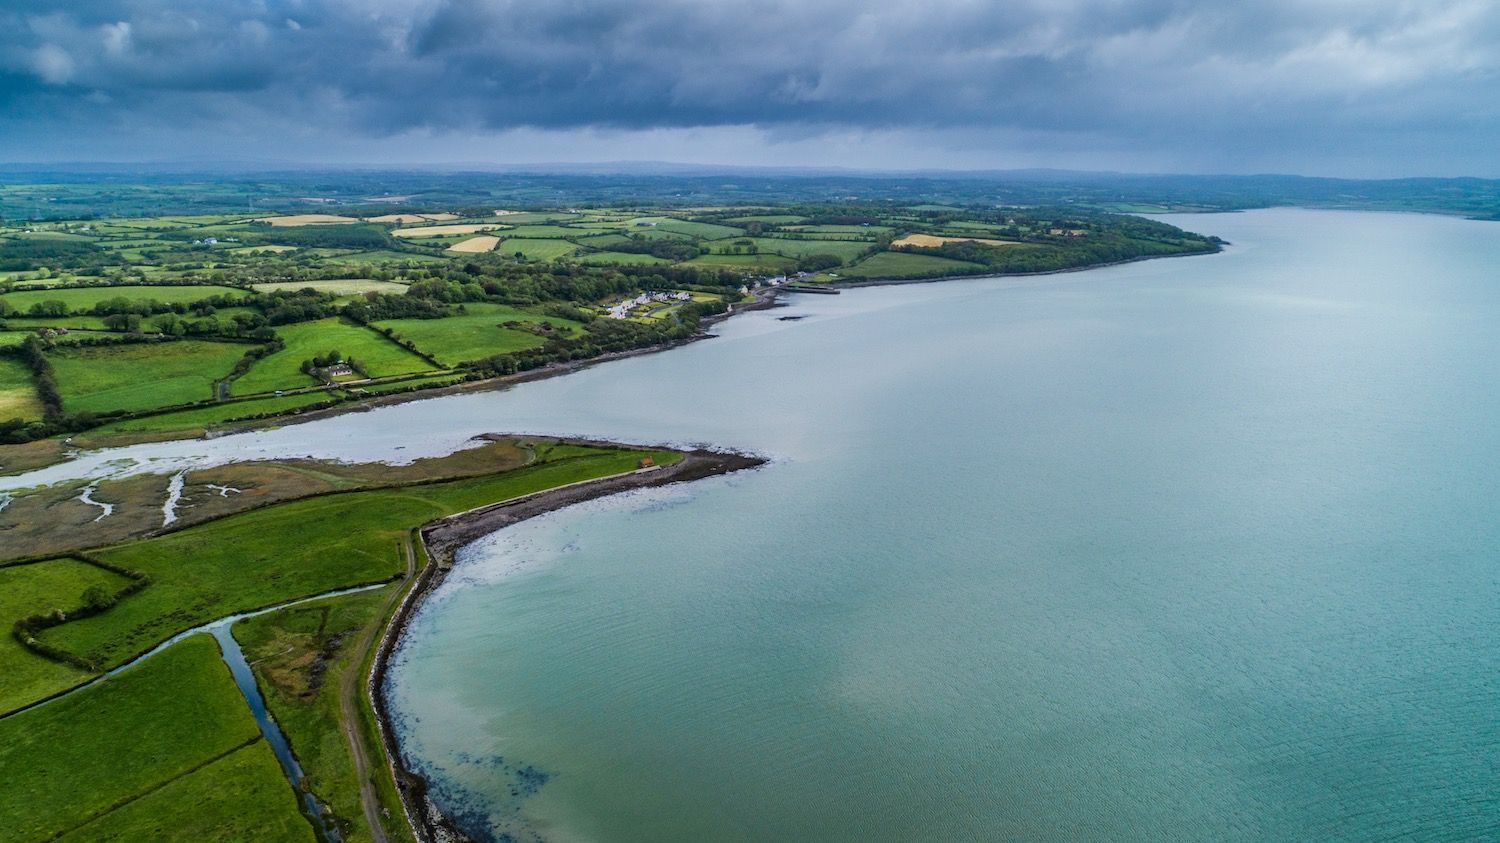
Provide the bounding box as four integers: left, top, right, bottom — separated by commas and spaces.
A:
0, 635, 306, 842
235, 318, 433, 395
50, 340, 250, 414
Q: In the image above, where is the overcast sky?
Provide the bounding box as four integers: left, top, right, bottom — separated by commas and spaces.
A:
2, 0, 1498, 177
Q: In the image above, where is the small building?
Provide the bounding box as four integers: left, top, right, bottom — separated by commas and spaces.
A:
638, 457, 654, 469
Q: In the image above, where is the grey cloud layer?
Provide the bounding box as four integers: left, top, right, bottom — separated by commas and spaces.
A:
3, 0, 1498, 170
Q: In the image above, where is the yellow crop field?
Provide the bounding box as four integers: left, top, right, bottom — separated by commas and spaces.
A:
890, 234, 1017, 248
447, 236, 501, 253
392, 224, 508, 237
253, 214, 360, 226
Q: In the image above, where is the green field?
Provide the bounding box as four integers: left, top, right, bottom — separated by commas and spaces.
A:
725, 214, 809, 224
375, 303, 578, 366
575, 250, 674, 266
0, 634, 309, 842
686, 253, 797, 271
250, 279, 409, 296
574, 233, 631, 248
38, 446, 676, 671
495, 224, 582, 238
0, 356, 42, 421
653, 220, 746, 240
748, 237, 875, 262
4, 314, 125, 330
56, 739, 315, 842
494, 238, 578, 261
846, 250, 986, 278
784, 224, 891, 235
89, 390, 339, 436
1, 285, 248, 313
0, 558, 134, 714
234, 318, 433, 395
50, 340, 250, 414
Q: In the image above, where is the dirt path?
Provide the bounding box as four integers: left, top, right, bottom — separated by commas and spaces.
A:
339, 537, 416, 843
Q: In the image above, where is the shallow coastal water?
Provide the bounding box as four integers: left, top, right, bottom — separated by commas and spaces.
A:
9, 209, 1499, 840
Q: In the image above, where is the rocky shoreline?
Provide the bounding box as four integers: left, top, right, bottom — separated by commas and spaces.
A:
367, 444, 768, 843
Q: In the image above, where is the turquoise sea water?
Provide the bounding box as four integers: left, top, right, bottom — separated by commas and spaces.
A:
383, 209, 1500, 841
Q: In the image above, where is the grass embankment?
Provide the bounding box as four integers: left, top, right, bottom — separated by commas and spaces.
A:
0, 634, 311, 842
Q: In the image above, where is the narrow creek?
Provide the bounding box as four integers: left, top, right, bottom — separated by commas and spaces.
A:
209, 622, 344, 842
160, 471, 186, 527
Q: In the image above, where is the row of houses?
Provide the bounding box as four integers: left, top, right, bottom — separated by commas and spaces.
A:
606, 290, 692, 319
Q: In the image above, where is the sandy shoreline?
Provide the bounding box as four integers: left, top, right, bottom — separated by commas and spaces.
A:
368, 444, 767, 843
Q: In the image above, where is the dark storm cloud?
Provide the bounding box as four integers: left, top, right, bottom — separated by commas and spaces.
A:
2, 0, 1499, 173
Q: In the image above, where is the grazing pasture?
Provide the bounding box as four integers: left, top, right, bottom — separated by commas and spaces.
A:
686, 253, 797, 271
0, 635, 307, 841
88, 390, 339, 436
847, 250, 986, 278
748, 237, 874, 261
575, 251, 673, 266
50, 340, 250, 414
0, 357, 42, 421
495, 238, 577, 261
0, 558, 134, 714
55, 741, 315, 842
250, 279, 410, 295
375, 303, 578, 366
254, 214, 360, 226
234, 318, 432, 395
1, 285, 248, 313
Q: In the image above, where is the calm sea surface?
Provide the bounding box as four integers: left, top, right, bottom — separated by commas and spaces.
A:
6, 210, 1496, 840
382, 209, 1500, 841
